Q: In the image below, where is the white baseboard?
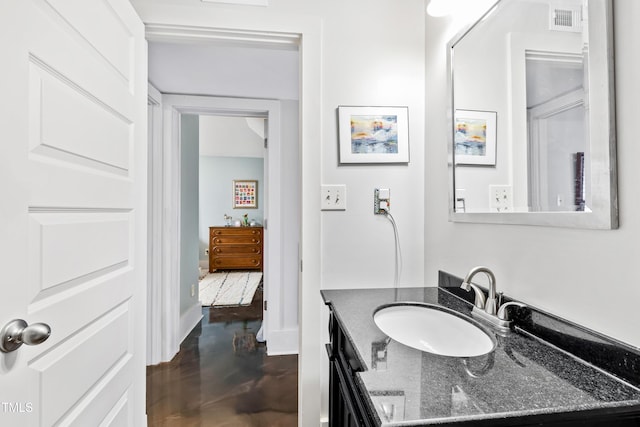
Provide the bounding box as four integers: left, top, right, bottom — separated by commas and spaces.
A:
266, 327, 299, 355
180, 302, 203, 344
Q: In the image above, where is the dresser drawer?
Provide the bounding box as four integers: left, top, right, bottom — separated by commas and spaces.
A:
211, 245, 262, 255
211, 256, 262, 270
211, 235, 262, 246
211, 228, 262, 237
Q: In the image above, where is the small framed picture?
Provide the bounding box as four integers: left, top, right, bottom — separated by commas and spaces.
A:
454, 109, 497, 166
233, 180, 258, 209
337, 106, 410, 164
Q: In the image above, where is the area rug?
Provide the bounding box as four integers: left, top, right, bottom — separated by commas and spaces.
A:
199, 271, 263, 307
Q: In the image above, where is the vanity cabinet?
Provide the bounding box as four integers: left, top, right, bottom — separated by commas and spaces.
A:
208, 226, 263, 273
327, 312, 375, 427
323, 285, 640, 427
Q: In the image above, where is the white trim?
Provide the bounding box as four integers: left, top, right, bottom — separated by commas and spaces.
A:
296, 22, 323, 427
146, 82, 165, 365
145, 24, 299, 50
180, 302, 204, 343
157, 93, 290, 358
265, 328, 299, 355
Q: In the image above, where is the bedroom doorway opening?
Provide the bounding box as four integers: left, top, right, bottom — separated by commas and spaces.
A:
197, 113, 267, 325
147, 102, 300, 424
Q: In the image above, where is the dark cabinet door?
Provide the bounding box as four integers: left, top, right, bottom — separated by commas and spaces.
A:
329, 357, 363, 427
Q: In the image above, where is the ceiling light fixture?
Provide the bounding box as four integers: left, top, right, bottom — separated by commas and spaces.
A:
426, 0, 454, 17
427, 0, 498, 24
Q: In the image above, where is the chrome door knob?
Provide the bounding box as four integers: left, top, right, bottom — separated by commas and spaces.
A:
0, 319, 51, 353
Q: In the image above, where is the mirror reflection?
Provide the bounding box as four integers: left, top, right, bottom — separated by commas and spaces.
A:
448, 0, 617, 228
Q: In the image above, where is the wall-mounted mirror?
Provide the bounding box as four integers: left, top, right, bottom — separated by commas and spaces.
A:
447, 0, 617, 229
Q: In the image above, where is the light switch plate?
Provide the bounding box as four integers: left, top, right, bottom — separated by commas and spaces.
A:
321, 185, 347, 211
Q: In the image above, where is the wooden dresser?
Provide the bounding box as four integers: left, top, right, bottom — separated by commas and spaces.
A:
209, 226, 263, 273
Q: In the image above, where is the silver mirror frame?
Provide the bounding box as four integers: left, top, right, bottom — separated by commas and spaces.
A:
447, 0, 618, 229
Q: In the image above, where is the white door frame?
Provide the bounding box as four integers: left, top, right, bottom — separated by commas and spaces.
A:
149, 94, 284, 361
146, 83, 166, 365
142, 21, 322, 424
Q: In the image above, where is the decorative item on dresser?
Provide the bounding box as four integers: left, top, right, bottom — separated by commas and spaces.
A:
209, 226, 263, 273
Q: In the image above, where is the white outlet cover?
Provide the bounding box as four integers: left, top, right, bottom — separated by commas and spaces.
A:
321, 185, 347, 211
489, 185, 513, 212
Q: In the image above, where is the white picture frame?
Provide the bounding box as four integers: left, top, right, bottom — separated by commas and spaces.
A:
337, 106, 410, 164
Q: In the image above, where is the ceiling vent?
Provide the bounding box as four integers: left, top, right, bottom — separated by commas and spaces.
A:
549, 5, 583, 32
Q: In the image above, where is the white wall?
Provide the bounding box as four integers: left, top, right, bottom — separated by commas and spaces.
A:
320, 6, 426, 290
425, 2, 640, 349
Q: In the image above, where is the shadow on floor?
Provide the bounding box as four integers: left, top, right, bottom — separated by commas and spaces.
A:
147, 287, 298, 426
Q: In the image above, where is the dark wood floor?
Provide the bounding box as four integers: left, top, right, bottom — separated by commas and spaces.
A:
147, 287, 298, 426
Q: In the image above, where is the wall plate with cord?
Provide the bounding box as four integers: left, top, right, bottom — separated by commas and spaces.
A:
374, 188, 390, 214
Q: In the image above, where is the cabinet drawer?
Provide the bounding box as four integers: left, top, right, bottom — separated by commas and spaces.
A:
211, 256, 262, 269
212, 245, 262, 255
211, 235, 262, 245
211, 228, 262, 237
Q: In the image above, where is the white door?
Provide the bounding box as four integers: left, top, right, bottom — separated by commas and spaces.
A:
0, 1, 147, 426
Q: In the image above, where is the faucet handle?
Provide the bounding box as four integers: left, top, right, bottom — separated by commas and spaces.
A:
497, 302, 528, 321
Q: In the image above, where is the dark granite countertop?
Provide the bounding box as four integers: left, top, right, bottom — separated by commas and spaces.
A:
321, 285, 640, 426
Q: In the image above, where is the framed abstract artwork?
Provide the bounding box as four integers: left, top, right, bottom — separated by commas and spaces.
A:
337, 106, 410, 164
454, 109, 497, 166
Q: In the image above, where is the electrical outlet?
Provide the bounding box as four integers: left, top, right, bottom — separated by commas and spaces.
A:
489, 185, 513, 212
374, 188, 391, 214
191, 284, 196, 297
321, 185, 347, 211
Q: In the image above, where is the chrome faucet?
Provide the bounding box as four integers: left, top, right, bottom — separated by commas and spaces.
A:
461, 266, 498, 315
460, 266, 527, 330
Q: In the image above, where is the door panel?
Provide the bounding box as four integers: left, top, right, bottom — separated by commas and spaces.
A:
31, 62, 132, 171
30, 214, 130, 292
30, 303, 131, 425
45, 0, 134, 82
0, 1, 146, 426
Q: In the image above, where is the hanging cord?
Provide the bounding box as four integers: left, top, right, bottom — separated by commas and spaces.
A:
384, 212, 403, 288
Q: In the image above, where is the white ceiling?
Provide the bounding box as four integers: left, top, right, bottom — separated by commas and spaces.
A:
148, 41, 299, 100
199, 115, 265, 158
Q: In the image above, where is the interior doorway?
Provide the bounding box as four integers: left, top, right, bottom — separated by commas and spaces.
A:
136, 12, 324, 422
195, 113, 266, 325
145, 30, 301, 365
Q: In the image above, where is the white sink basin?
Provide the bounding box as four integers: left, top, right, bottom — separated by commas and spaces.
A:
373, 303, 496, 357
